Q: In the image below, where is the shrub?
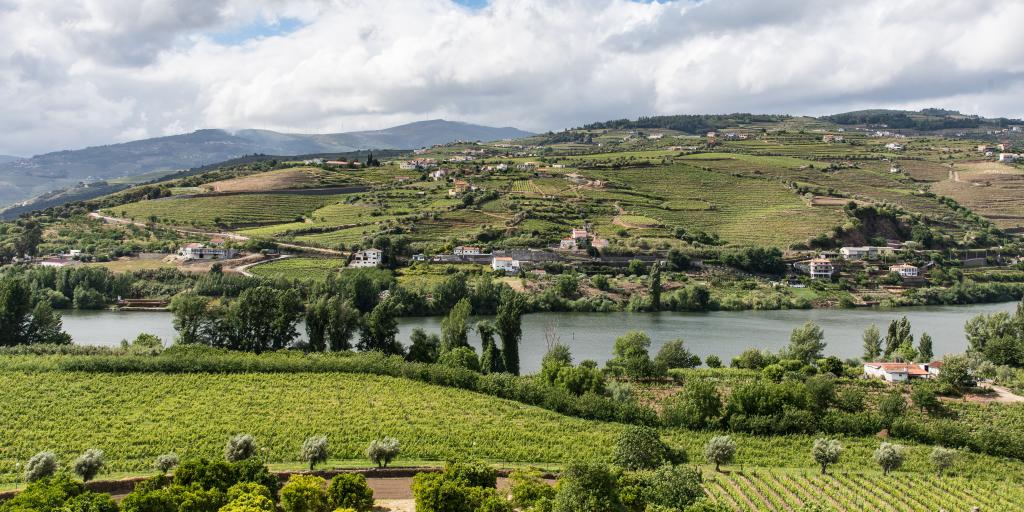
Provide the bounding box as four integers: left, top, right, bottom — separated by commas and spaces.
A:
62, 491, 119, 512
704, 355, 722, 368
1, 473, 85, 511
662, 380, 721, 429
175, 458, 237, 491
412, 465, 509, 512
653, 339, 701, 370
508, 469, 556, 510
154, 453, 180, 474
612, 425, 670, 470
445, 461, 498, 488
228, 482, 274, 502
438, 346, 481, 372
551, 462, 623, 512
873, 443, 904, 475
233, 459, 281, 496
280, 475, 330, 512
642, 465, 704, 510
225, 434, 258, 462
877, 390, 907, 427
72, 449, 105, 482
834, 387, 866, 413
704, 436, 736, 472
930, 447, 957, 476
366, 437, 400, 468
221, 492, 276, 512
327, 474, 374, 512
811, 439, 842, 475
301, 436, 330, 470
25, 451, 59, 482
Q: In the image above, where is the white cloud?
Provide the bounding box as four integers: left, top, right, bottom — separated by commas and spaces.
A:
2, 0, 1024, 156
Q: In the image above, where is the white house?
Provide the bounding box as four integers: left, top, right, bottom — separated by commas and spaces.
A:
863, 362, 939, 382
349, 248, 383, 268
179, 243, 237, 260
998, 153, 1019, 163
808, 258, 834, 280
491, 256, 520, 273
428, 169, 448, 180
454, 246, 482, 256
840, 246, 895, 261
885, 143, 904, 151
889, 264, 919, 278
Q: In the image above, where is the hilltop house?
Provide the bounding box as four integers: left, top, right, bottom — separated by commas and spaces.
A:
428, 169, 448, 180
999, 153, 1019, 163
840, 246, 895, 261
349, 248, 383, 268
885, 143, 904, 151
863, 362, 941, 382
491, 256, 520, 273
822, 134, 845, 143
889, 264, 919, 278
454, 246, 482, 256
179, 243, 237, 260
807, 258, 834, 280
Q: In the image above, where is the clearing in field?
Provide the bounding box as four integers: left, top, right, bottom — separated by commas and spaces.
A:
931, 161, 1024, 230
203, 166, 351, 193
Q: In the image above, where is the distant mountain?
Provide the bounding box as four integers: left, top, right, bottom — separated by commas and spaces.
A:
0, 120, 532, 207
0, 155, 21, 164
820, 108, 1024, 131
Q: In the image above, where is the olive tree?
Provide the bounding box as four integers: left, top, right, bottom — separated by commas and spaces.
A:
366, 437, 400, 468
811, 439, 842, 475
154, 453, 180, 474
225, 434, 258, 462
704, 435, 736, 472
73, 449, 106, 482
25, 451, 58, 482
930, 447, 957, 476
612, 425, 670, 470
874, 443, 904, 475
301, 436, 329, 470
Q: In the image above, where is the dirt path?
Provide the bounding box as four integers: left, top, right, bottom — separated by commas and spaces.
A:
235, 255, 293, 277
972, 383, 1024, 403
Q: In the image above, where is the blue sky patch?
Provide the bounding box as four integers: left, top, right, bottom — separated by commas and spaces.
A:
211, 17, 306, 46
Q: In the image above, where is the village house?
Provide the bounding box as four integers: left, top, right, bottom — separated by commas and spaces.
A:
491, 256, 520, 273
840, 246, 895, 261
822, 134, 845, 143
179, 243, 237, 260
807, 258, 834, 280
998, 153, 1018, 163
400, 158, 437, 170
998, 143, 1012, 152
885, 143, 904, 151
428, 169, 448, 180
349, 248, 383, 268
454, 246, 482, 256
889, 263, 919, 278
326, 160, 361, 167
863, 362, 941, 383
977, 145, 991, 153
448, 179, 474, 196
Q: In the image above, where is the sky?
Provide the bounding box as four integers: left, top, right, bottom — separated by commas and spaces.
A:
2, 0, 1024, 157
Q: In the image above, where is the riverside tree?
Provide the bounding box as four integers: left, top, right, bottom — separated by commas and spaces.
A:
440, 298, 472, 353
305, 296, 360, 352
477, 320, 503, 373
917, 332, 934, 363
358, 297, 403, 355
495, 289, 526, 375
862, 324, 882, 361
783, 321, 826, 365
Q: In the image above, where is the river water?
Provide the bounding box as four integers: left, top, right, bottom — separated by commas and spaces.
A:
61, 302, 1019, 373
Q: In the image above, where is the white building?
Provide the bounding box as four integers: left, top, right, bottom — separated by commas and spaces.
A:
428, 169, 448, 180
491, 256, 520, 273
179, 243, 237, 260
863, 362, 938, 382
808, 258, 834, 280
840, 246, 895, 261
889, 264, 919, 278
885, 143, 904, 151
998, 153, 1019, 163
454, 246, 482, 256
349, 248, 383, 268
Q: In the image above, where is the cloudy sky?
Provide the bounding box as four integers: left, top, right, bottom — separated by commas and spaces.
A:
2, 0, 1023, 157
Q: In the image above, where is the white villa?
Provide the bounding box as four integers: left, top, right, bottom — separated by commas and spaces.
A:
349, 248, 383, 268
889, 264, 919, 278
454, 246, 482, 256
179, 243, 237, 260
863, 362, 941, 382
491, 256, 520, 273
807, 258, 834, 280
840, 246, 895, 261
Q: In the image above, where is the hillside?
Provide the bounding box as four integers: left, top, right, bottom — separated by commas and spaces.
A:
0, 120, 532, 208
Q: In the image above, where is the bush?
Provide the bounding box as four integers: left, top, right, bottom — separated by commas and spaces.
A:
412, 464, 510, 512
1, 474, 85, 511
877, 390, 907, 427
873, 443, 904, 475
301, 436, 330, 470
551, 462, 623, 512
280, 475, 330, 512
445, 461, 498, 488
662, 380, 721, 429
72, 449, 105, 482
508, 469, 556, 510
233, 459, 281, 496
642, 465, 704, 511
439, 346, 481, 372
227, 482, 273, 502
225, 434, 258, 462
175, 458, 237, 491
221, 492, 276, 512
704, 355, 722, 369
62, 491, 119, 512
25, 451, 59, 482
327, 474, 374, 512
653, 340, 701, 370
930, 447, 957, 476
366, 437, 400, 468
612, 425, 670, 470
704, 436, 736, 472
154, 453, 180, 474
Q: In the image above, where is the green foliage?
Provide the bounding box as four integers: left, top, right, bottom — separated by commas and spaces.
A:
154, 453, 180, 474
641, 465, 705, 511
704, 436, 736, 472
653, 339, 700, 370
301, 436, 329, 470
811, 438, 842, 474
326, 474, 374, 512
877, 390, 907, 427
72, 449, 105, 482
937, 354, 974, 390
873, 443, 904, 475
225, 434, 257, 463
280, 475, 330, 512
551, 462, 624, 512
366, 437, 400, 468
412, 463, 509, 512
305, 297, 360, 352
0, 474, 85, 512
862, 324, 882, 361
662, 380, 721, 429
438, 346, 481, 372
612, 426, 670, 470
910, 383, 941, 414
220, 492, 276, 512
930, 446, 957, 476
704, 355, 722, 369
227, 482, 273, 502
606, 331, 661, 379
440, 298, 472, 353
783, 321, 826, 365
406, 328, 440, 364
509, 469, 556, 510
25, 451, 59, 482
495, 289, 526, 375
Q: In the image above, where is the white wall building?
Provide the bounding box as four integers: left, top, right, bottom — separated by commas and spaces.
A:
454, 246, 482, 256
491, 256, 520, 272
840, 246, 895, 261
179, 243, 237, 260
808, 258, 834, 280
889, 264, 919, 278
863, 362, 937, 382
349, 248, 383, 268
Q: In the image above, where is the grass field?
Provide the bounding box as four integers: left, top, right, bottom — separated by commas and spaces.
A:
108, 194, 351, 228
247, 256, 348, 281
204, 166, 352, 193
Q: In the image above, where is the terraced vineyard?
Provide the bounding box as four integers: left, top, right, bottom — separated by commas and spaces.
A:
107, 193, 351, 228
704, 469, 1024, 511
247, 256, 348, 281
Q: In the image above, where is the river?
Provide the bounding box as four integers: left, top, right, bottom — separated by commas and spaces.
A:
61, 302, 1019, 373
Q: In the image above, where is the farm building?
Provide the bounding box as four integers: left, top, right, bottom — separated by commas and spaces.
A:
454, 246, 482, 256
885, 143, 904, 151
349, 248, 383, 268
998, 153, 1019, 163
491, 256, 520, 273
179, 243, 237, 260
889, 264, 919, 278
840, 246, 895, 261
863, 362, 941, 382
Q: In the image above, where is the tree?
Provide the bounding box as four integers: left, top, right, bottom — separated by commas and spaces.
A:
705, 435, 736, 472
916, 332, 934, 363
783, 321, 826, 365
366, 437, 400, 468
662, 379, 721, 429
495, 289, 526, 375
170, 292, 210, 345
327, 474, 374, 512
440, 298, 472, 353
874, 443, 904, 475
73, 449, 105, 482
221, 287, 303, 352
225, 434, 258, 462
25, 301, 72, 345
654, 339, 701, 370
930, 447, 957, 476
605, 331, 659, 378
649, 264, 662, 310
154, 453, 179, 474
406, 328, 440, 363
359, 298, 403, 355
705, 355, 722, 368
878, 390, 906, 426
551, 462, 623, 512
301, 436, 329, 470
666, 248, 690, 271
937, 354, 974, 390
910, 383, 940, 413
627, 259, 645, 276
885, 317, 913, 359
862, 324, 882, 361
280, 475, 329, 512
612, 425, 670, 470
306, 296, 360, 352
24, 451, 58, 482
0, 277, 32, 346
811, 439, 842, 475
540, 343, 573, 384
642, 465, 704, 511
477, 321, 503, 373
